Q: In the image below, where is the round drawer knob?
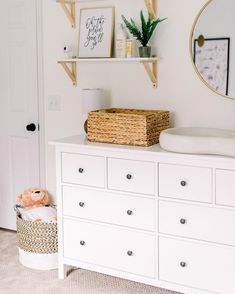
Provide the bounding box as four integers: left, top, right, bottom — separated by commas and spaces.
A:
180, 218, 186, 224
79, 202, 85, 207
78, 168, 84, 173
127, 251, 133, 256
126, 174, 132, 180
180, 180, 187, 187
80, 240, 86, 246
127, 210, 133, 216
180, 261, 186, 268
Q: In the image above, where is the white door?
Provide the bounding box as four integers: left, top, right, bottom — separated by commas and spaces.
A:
0, 0, 40, 230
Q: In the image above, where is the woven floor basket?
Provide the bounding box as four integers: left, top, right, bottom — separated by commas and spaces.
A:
87, 108, 170, 147
16, 216, 58, 254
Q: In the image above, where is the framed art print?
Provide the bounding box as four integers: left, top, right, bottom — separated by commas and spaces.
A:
78, 7, 115, 58
194, 37, 230, 95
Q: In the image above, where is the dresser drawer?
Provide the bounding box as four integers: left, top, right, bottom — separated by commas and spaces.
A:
107, 158, 155, 195
159, 201, 235, 246
216, 169, 235, 207
63, 219, 156, 278
159, 237, 235, 293
61, 153, 105, 188
62, 186, 155, 231
159, 164, 212, 203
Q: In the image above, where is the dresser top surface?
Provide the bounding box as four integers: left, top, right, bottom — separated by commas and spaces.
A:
49, 134, 163, 152
49, 135, 235, 165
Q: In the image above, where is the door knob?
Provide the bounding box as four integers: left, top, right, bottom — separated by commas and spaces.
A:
26, 123, 36, 132
79, 202, 85, 207
180, 218, 187, 224
180, 180, 187, 187
126, 174, 132, 180
127, 210, 133, 216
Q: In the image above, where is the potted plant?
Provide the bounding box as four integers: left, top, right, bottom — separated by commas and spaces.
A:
122, 10, 166, 58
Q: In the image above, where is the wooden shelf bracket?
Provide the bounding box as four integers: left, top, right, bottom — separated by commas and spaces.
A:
58, 61, 77, 86
144, 0, 157, 20
57, 0, 76, 28
141, 60, 157, 88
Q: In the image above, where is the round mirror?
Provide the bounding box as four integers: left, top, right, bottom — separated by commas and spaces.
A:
190, 0, 235, 99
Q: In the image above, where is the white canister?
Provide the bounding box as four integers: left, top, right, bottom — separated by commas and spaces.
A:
81, 88, 104, 114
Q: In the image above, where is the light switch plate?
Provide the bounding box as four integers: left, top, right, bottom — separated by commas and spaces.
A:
48, 95, 61, 111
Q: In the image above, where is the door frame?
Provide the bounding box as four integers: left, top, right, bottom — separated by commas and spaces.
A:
36, 0, 45, 187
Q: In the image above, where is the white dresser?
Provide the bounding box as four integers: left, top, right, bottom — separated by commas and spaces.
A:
51, 135, 235, 294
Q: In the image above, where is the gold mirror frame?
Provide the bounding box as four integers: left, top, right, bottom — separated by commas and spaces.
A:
189, 0, 235, 100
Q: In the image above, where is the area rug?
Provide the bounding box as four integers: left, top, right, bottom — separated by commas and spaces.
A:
0, 229, 180, 294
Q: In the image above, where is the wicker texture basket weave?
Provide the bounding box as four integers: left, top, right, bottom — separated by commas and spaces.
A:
87, 108, 170, 147
16, 216, 58, 254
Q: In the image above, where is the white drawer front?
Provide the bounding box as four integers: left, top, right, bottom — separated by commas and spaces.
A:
62, 153, 105, 188
159, 201, 235, 246
159, 237, 235, 294
159, 164, 212, 203
216, 169, 235, 207
107, 158, 155, 195
62, 186, 155, 231
63, 219, 156, 278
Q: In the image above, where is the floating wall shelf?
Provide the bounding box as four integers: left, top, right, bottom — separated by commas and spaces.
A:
57, 0, 157, 27
58, 58, 158, 88
57, 0, 158, 88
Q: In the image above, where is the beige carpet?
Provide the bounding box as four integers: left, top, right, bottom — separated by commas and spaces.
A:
0, 229, 180, 294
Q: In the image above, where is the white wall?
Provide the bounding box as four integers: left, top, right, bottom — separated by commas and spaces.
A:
42, 0, 235, 200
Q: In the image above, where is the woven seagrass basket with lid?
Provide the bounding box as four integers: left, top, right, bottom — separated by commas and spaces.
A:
87, 108, 170, 147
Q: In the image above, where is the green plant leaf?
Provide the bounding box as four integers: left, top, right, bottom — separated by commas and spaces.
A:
144, 14, 153, 46
147, 17, 167, 44
121, 15, 143, 43
130, 18, 141, 34
140, 10, 147, 35
141, 11, 152, 46
122, 13, 167, 47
